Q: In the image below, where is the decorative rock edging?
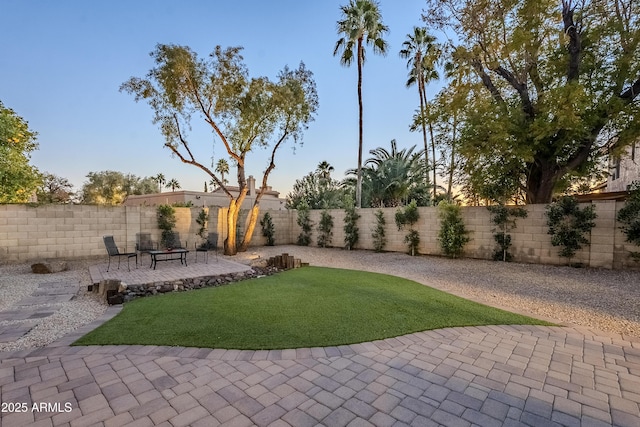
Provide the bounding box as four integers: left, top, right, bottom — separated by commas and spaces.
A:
95, 266, 282, 305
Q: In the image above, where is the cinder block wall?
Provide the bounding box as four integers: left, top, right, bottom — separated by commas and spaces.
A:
1, 202, 638, 269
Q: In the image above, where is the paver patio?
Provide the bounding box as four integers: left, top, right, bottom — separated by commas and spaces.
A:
1, 262, 639, 426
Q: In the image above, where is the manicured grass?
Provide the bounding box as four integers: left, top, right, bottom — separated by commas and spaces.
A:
75, 267, 553, 350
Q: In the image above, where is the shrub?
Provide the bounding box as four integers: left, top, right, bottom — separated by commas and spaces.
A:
546, 196, 597, 263
317, 210, 334, 248
617, 181, 640, 261
196, 208, 208, 240
296, 201, 312, 246
372, 209, 386, 252
437, 201, 470, 258
260, 212, 276, 246
487, 204, 528, 262
395, 200, 420, 256
343, 198, 360, 250
157, 204, 176, 248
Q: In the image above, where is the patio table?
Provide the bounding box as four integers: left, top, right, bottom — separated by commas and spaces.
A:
148, 249, 189, 270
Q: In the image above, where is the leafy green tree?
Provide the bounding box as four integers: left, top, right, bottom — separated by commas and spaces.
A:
157, 204, 177, 248
395, 200, 421, 256
317, 210, 334, 248
286, 162, 346, 209
343, 197, 360, 250
122, 45, 318, 255
372, 209, 387, 252
81, 171, 156, 205
37, 172, 75, 204
617, 181, 640, 261
546, 196, 597, 263
424, 0, 640, 203
260, 212, 276, 246
334, 0, 389, 208
437, 200, 470, 258
400, 26, 441, 199
296, 201, 313, 246
0, 101, 41, 203
487, 204, 528, 261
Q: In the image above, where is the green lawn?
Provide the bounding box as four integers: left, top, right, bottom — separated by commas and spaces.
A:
75, 267, 553, 350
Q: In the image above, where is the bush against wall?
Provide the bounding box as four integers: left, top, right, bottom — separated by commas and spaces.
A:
372, 209, 387, 252
157, 204, 177, 248
616, 181, 640, 261
546, 196, 597, 263
317, 210, 334, 248
296, 201, 313, 246
437, 201, 470, 258
260, 212, 276, 246
487, 204, 528, 262
343, 198, 360, 250
395, 200, 420, 256
196, 208, 208, 240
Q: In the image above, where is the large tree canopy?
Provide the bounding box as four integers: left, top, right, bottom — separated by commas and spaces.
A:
81, 171, 156, 205
121, 45, 318, 254
424, 0, 640, 203
0, 101, 41, 203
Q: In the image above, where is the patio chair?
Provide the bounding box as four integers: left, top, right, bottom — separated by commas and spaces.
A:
195, 232, 219, 263
103, 235, 137, 272
166, 232, 186, 250
136, 232, 157, 262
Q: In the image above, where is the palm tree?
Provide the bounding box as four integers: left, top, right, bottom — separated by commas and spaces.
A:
347, 139, 429, 207
400, 26, 441, 202
334, 0, 388, 208
215, 159, 230, 187
153, 173, 166, 193
166, 178, 181, 192
316, 161, 335, 184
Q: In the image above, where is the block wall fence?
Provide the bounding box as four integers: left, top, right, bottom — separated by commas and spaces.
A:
0, 201, 637, 269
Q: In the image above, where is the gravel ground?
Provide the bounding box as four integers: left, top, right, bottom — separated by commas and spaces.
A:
0, 260, 107, 352
1, 247, 639, 353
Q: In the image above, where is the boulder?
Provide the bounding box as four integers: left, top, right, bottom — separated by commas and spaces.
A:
31, 261, 69, 274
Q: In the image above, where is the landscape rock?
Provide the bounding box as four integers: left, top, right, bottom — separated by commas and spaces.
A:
31, 261, 69, 274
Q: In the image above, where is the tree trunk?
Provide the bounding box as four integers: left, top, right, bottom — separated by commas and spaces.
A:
356, 37, 364, 209
225, 199, 239, 255
447, 113, 457, 199
239, 204, 260, 252
416, 53, 430, 188
526, 162, 557, 204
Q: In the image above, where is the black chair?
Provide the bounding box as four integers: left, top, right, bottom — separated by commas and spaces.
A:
103, 235, 137, 271
195, 232, 219, 263
136, 232, 157, 262
166, 232, 186, 250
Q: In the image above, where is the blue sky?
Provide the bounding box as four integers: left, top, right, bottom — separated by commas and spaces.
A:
3, 0, 439, 196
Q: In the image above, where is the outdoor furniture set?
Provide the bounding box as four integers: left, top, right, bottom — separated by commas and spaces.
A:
103, 232, 218, 271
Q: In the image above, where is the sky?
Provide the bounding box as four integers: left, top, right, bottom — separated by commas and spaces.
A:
3, 0, 441, 197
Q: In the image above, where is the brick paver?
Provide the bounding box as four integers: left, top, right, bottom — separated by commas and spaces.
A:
2, 261, 640, 426
1, 325, 639, 426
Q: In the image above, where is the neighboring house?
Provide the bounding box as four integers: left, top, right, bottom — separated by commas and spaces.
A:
123, 176, 285, 210
607, 140, 640, 192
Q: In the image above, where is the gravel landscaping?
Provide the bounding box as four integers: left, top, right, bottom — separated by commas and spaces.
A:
1, 246, 639, 352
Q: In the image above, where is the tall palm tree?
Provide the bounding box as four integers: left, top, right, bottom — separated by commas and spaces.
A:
153, 173, 166, 193
166, 178, 181, 192
334, 0, 388, 208
215, 159, 230, 187
400, 26, 441, 202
